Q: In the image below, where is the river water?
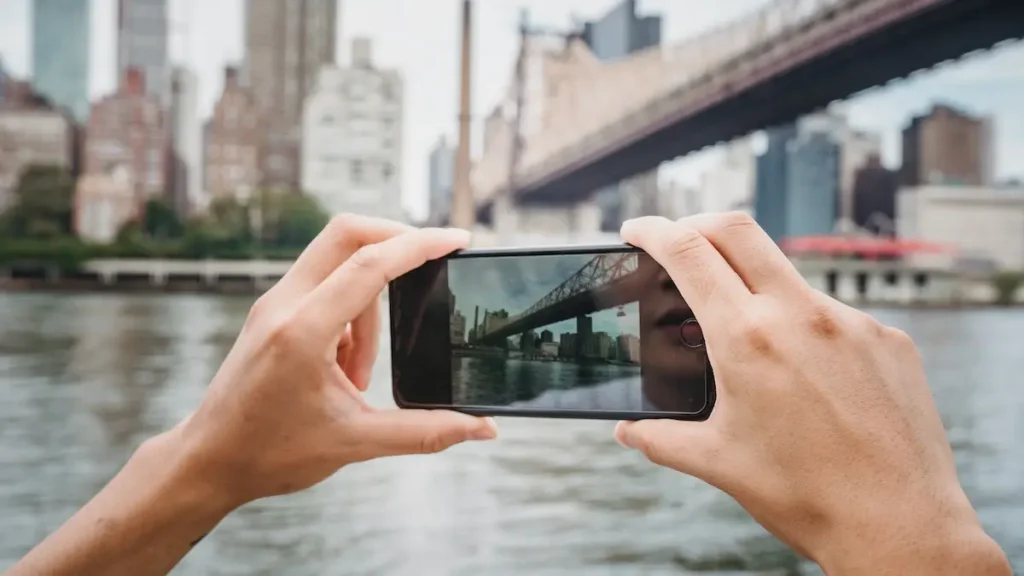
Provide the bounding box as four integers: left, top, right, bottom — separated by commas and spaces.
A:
0, 292, 1020, 575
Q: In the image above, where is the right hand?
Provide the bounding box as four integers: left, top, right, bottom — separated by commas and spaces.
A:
617, 213, 1009, 575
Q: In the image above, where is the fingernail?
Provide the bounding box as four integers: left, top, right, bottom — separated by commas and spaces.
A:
469, 417, 498, 441
614, 421, 635, 449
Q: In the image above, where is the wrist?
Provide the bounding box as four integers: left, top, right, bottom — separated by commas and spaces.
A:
134, 427, 242, 527
814, 488, 1009, 575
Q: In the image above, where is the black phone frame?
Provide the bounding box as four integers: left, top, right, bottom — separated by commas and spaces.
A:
388, 243, 716, 421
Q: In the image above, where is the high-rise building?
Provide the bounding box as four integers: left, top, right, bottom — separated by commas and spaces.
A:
301, 38, 403, 219
837, 129, 881, 229
581, 0, 662, 230
428, 136, 455, 225
206, 67, 261, 200
700, 138, 755, 214
169, 67, 203, 217
754, 121, 840, 242
754, 124, 798, 242
117, 0, 170, 102
245, 0, 337, 189
83, 68, 167, 201
786, 128, 841, 238
31, 0, 91, 122
901, 104, 991, 187
852, 154, 899, 235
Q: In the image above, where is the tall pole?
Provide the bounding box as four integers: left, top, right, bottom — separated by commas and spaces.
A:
451, 0, 475, 230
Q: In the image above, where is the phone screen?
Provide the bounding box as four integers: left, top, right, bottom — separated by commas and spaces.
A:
389, 247, 713, 419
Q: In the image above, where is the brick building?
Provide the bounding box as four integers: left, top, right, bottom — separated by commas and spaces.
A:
205, 66, 261, 200
83, 67, 167, 200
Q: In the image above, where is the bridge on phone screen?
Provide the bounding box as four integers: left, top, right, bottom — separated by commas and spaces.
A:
471, 0, 1024, 217
471, 253, 641, 346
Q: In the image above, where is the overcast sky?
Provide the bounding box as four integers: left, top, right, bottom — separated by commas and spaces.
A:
2, 0, 1023, 220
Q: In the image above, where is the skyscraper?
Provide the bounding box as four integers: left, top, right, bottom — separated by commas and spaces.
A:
31, 0, 91, 121
786, 129, 841, 238
428, 137, 455, 225
755, 124, 798, 242
117, 0, 170, 102
246, 0, 337, 189
581, 0, 662, 230
852, 154, 899, 235
901, 104, 991, 187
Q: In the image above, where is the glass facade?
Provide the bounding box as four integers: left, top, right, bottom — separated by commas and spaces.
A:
754, 123, 841, 242
581, 0, 662, 231
118, 0, 169, 101
786, 131, 840, 238
31, 0, 91, 121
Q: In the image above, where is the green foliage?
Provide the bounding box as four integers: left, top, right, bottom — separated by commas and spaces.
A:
2, 164, 75, 239
142, 198, 185, 239
992, 271, 1023, 306
0, 178, 332, 268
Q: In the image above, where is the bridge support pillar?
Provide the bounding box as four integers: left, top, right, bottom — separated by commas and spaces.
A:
151, 271, 168, 287
100, 270, 115, 286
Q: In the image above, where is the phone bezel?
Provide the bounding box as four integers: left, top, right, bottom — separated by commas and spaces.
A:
388, 243, 716, 421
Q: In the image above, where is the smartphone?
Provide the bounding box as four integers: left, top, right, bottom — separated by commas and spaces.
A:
387, 245, 715, 421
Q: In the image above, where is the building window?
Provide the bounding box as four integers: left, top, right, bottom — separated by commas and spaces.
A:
351, 160, 363, 183
382, 162, 394, 182
380, 80, 394, 101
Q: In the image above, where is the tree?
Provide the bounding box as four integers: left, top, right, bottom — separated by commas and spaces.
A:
3, 164, 75, 239
142, 198, 184, 239
992, 271, 1022, 306
275, 192, 329, 248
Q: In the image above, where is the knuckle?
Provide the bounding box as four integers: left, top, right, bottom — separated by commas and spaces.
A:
664, 227, 708, 263
418, 432, 449, 455
805, 301, 843, 341
266, 315, 307, 352
349, 244, 386, 276
733, 308, 776, 355
715, 211, 758, 232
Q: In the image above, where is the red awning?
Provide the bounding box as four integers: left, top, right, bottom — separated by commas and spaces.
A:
780, 236, 955, 257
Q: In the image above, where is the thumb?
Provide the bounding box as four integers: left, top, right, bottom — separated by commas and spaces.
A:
615, 419, 719, 482
354, 410, 498, 458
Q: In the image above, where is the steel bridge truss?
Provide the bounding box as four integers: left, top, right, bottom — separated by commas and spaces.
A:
518, 253, 638, 320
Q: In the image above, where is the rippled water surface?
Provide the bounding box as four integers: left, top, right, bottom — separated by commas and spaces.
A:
0, 293, 1021, 575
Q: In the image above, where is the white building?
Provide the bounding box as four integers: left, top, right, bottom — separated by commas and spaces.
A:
897, 185, 1024, 271
301, 38, 403, 219
428, 136, 455, 225
75, 165, 136, 244
700, 137, 755, 214
0, 107, 75, 210
169, 66, 204, 215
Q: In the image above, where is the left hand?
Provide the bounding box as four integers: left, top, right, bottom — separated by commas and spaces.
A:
169, 215, 497, 509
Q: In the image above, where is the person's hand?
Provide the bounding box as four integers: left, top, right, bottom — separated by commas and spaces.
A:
169, 215, 497, 509
616, 213, 1009, 574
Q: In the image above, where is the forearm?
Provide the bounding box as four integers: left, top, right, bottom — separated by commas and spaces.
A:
6, 430, 235, 576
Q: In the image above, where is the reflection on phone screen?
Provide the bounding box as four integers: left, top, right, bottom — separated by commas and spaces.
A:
391, 250, 710, 416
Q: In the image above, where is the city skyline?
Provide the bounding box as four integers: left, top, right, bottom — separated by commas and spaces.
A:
3, 0, 1023, 222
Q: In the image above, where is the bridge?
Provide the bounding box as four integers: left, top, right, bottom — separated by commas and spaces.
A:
471, 0, 1024, 214
471, 252, 640, 346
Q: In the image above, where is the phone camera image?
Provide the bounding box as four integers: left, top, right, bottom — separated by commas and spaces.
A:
389, 248, 713, 419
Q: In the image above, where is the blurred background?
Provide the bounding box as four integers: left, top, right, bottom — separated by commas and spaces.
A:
0, 0, 1022, 574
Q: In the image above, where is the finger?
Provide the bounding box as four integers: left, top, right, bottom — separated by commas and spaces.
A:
277, 214, 414, 294
345, 294, 382, 392
349, 410, 498, 459
682, 212, 807, 295
302, 227, 470, 336
621, 216, 749, 323
615, 420, 722, 485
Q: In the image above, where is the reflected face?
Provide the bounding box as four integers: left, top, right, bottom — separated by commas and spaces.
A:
635, 255, 706, 379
